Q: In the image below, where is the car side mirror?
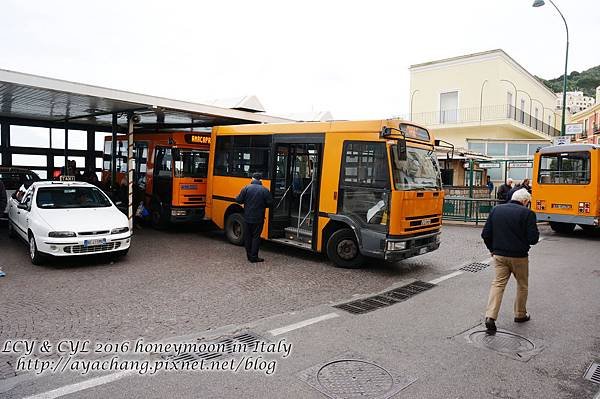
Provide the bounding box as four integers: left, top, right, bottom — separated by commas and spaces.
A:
17, 202, 28, 210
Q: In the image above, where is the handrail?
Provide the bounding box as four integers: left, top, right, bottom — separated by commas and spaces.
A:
297, 178, 314, 233
274, 185, 292, 209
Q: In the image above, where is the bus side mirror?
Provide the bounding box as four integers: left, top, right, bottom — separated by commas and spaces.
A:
397, 140, 407, 161
380, 127, 392, 137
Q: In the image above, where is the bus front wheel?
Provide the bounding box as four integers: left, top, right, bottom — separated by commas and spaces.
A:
549, 222, 575, 234
326, 228, 365, 269
225, 213, 245, 246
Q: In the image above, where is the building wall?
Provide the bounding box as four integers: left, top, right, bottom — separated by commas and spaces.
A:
410, 50, 559, 125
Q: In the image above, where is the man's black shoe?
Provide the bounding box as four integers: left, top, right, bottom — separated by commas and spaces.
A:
249, 258, 264, 263
485, 317, 497, 334
514, 314, 530, 323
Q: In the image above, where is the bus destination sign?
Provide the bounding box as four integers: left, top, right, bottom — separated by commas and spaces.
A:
184, 134, 211, 145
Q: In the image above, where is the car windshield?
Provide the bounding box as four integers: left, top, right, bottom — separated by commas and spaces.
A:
174, 150, 209, 178
391, 146, 441, 190
36, 187, 112, 209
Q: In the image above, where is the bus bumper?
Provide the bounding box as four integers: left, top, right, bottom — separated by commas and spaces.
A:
169, 207, 205, 223
360, 230, 441, 261
536, 212, 600, 226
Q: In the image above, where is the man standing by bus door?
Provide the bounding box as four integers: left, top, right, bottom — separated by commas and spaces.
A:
481, 188, 539, 334
236, 173, 273, 263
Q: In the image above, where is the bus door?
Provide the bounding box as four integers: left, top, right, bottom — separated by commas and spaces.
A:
152, 146, 173, 213
270, 137, 322, 246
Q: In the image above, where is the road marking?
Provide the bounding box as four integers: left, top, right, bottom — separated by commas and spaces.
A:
268, 313, 339, 336
23, 371, 134, 399
428, 270, 464, 285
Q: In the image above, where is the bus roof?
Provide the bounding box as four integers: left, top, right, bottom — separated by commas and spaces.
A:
539, 143, 600, 154
213, 118, 433, 143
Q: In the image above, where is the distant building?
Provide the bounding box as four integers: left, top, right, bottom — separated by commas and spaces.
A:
409, 49, 559, 187
556, 91, 596, 114
571, 100, 600, 145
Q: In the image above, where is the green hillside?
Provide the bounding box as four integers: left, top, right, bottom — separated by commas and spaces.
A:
537, 65, 600, 97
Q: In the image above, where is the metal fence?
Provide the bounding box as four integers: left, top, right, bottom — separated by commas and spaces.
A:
443, 197, 500, 225
410, 104, 560, 137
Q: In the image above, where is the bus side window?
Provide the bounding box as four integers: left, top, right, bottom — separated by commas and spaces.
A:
155, 148, 172, 177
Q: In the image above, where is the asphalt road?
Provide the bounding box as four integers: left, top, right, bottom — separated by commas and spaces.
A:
0, 222, 598, 398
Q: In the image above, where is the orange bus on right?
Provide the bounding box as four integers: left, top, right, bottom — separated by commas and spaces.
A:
532, 143, 600, 233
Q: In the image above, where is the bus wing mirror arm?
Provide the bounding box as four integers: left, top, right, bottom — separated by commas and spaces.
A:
435, 139, 454, 160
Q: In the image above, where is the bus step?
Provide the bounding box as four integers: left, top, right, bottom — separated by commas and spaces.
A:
284, 227, 312, 244
270, 238, 312, 250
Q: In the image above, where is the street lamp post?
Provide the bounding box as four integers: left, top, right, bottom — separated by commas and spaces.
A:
533, 0, 569, 136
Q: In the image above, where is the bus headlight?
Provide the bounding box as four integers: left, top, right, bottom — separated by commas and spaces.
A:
387, 241, 407, 251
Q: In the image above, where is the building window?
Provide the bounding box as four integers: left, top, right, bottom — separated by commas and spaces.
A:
507, 143, 528, 156
439, 91, 458, 123
487, 143, 506, 157
468, 142, 486, 154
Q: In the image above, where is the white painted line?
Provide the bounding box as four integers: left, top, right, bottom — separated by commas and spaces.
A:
23, 371, 134, 399
268, 313, 339, 336
428, 270, 464, 285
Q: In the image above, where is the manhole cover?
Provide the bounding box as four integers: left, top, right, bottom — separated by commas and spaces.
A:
297, 352, 416, 399
584, 362, 600, 384
465, 329, 543, 362
460, 262, 490, 273
317, 360, 394, 397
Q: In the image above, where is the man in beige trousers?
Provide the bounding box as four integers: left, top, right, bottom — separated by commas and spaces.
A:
481, 188, 539, 334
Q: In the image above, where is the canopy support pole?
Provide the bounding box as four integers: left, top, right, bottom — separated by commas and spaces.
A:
111, 113, 118, 190
127, 114, 134, 232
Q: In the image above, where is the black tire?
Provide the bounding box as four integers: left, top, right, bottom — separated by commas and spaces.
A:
7, 221, 17, 239
224, 213, 245, 246
326, 228, 365, 269
151, 205, 168, 230
111, 248, 129, 259
28, 234, 45, 265
549, 221, 576, 234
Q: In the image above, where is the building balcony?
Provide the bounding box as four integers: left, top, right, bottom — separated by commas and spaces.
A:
410, 104, 560, 137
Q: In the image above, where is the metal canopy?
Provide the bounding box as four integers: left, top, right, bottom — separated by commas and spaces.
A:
0, 68, 291, 130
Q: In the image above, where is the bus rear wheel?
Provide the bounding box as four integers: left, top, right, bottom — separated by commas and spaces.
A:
225, 213, 245, 246
549, 222, 575, 234
326, 228, 365, 269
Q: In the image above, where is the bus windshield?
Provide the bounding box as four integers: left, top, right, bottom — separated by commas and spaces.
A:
538, 151, 590, 185
391, 145, 440, 191
174, 150, 209, 178
36, 187, 112, 209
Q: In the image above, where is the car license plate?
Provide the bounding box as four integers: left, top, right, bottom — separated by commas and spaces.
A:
418, 247, 428, 255
84, 238, 106, 247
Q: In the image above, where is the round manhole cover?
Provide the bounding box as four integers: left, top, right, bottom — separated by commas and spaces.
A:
470, 331, 535, 353
317, 359, 394, 397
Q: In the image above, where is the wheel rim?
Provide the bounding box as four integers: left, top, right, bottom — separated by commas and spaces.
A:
29, 237, 36, 259
337, 238, 358, 260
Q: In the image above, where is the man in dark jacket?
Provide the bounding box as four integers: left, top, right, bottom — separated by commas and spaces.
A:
235, 173, 273, 263
496, 178, 513, 204
481, 188, 539, 334
0, 179, 7, 218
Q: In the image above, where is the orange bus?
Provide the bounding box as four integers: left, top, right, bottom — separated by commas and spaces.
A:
205, 119, 444, 268
102, 131, 210, 227
532, 143, 600, 233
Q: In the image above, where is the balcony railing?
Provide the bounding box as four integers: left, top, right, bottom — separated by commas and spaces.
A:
411, 104, 560, 137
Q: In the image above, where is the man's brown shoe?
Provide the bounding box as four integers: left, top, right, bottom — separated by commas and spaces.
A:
485, 317, 496, 334
514, 314, 530, 323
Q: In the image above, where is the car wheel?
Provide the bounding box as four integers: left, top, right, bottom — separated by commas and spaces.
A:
29, 234, 45, 265
549, 222, 575, 234
111, 248, 129, 260
225, 213, 245, 246
7, 221, 17, 239
326, 228, 365, 269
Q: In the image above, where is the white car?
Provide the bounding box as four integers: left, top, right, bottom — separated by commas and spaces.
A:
7, 181, 131, 264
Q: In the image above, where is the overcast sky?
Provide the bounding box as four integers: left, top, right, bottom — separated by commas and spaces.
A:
2, 0, 599, 120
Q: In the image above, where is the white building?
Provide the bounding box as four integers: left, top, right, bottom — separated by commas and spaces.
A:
556, 91, 596, 114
